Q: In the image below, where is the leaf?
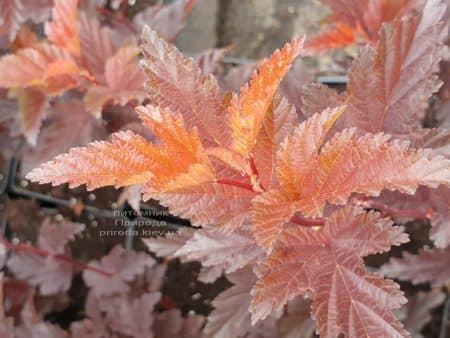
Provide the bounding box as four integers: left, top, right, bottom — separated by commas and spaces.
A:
156, 164, 256, 229
173, 228, 264, 280
252, 108, 450, 250
279, 59, 313, 113
341, 0, 447, 135
380, 247, 450, 287
84, 45, 146, 117
9, 87, 49, 146
250, 207, 409, 337
20, 0, 52, 24
304, 23, 356, 55
219, 63, 255, 93
315, 0, 422, 50
252, 95, 298, 189
399, 290, 446, 337
195, 47, 228, 76
37, 220, 84, 254
20, 98, 106, 175
0, 43, 86, 95
14, 294, 67, 338
45, 0, 80, 57
301, 83, 346, 119
140, 26, 228, 147
0, 0, 50, 41
203, 268, 256, 338
229, 37, 303, 156
78, 11, 114, 81
410, 128, 450, 158
83, 245, 155, 297
100, 292, 161, 338
26, 130, 156, 189
372, 186, 450, 248
143, 227, 195, 258
133, 0, 196, 42
7, 220, 85, 295
0, 0, 24, 41
279, 297, 316, 338
154, 309, 204, 338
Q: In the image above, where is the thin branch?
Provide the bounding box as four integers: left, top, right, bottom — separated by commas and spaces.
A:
216, 178, 255, 192
290, 213, 325, 227
1, 239, 114, 278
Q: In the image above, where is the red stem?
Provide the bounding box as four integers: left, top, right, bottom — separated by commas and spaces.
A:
1, 239, 114, 278
248, 156, 267, 192
216, 178, 255, 192
290, 214, 325, 227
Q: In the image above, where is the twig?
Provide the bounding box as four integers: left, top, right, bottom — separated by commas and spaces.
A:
0, 238, 114, 278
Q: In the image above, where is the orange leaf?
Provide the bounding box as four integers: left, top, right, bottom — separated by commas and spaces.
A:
9, 87, 48, 146
0, 43, 84, 95
140, 26, 227, 147
25, 130, 156, 190
304, 23, 356, 55
229, 37, 303, 156
251, 107, 450, 250
26, 105, 213, 193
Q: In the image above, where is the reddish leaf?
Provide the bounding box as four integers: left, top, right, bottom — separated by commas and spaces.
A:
252, 108, 450, 250
78, 11, 114, 81
100, 292, 161, 338
173, 228, 264, 280
83, 245, 155, 297
250, 207, 409, 337
14, 293, 67, 338
410, 128, 450, 158
279, 59, 313, 113
7, 220, 84, 295
20, 98, 106, 175
300, 83, 346, 119
0, 0, 25, 41
140, 26, 227, 147
84, 45, 145, 117
154, 309, 204, 338
45, 0, 80, 57
195, 47, 228, 76
204, 268, 256, 338
381, 247, 450, 287
133, 0, 196, 42
20, 0, 52, 24
143, 227, 195, 258
341, 0, 447, 135
373, 186, 450, 248
219, 63, 255, 93
398, 290, 446, 337
279, 297, 315, 338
